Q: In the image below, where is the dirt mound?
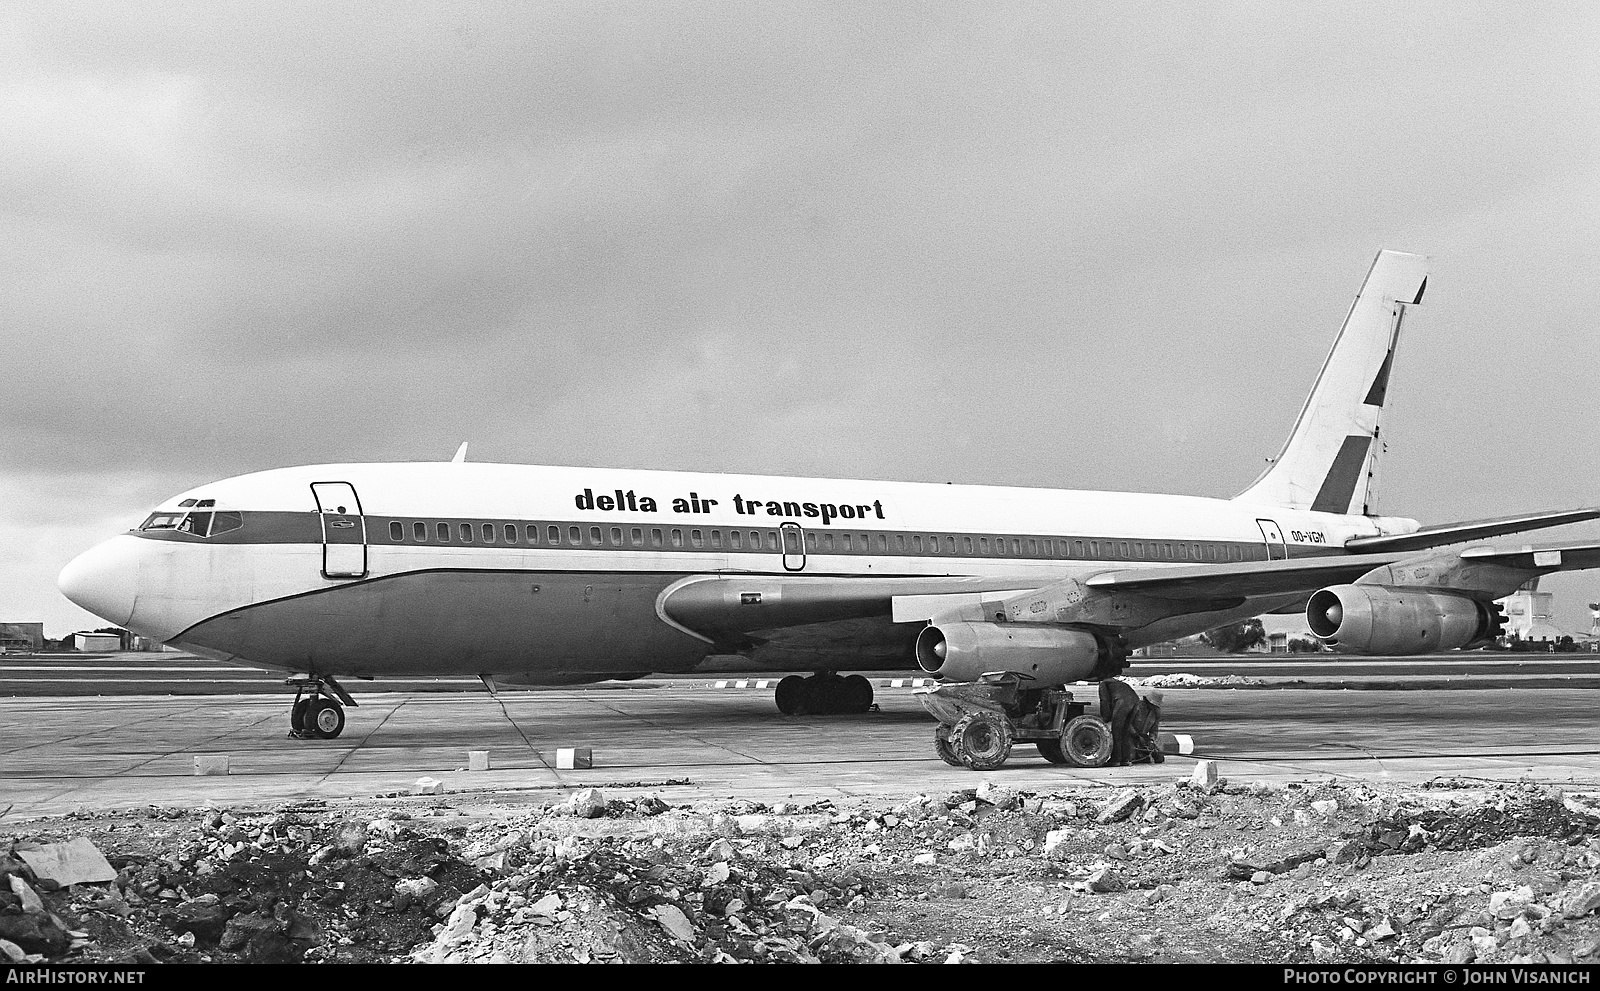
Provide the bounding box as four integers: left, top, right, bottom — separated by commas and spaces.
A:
7, 781, 1600, 964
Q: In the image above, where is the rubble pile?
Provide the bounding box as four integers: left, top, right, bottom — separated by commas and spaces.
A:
6, 780, 1600, 964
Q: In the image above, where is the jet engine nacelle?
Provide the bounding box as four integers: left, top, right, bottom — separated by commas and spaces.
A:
914, 622, 1117, 684
1306, 585, 1502, 655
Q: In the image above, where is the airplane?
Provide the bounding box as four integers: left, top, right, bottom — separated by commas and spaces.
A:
58, 250, 1600, 745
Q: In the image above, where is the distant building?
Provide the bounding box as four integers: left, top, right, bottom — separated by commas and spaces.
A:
1497, 579, 1566, 642
1, 623, 45, 652
71, 632, 123, 652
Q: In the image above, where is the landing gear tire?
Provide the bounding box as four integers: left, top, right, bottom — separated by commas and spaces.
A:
842, 675, 874, 714
775, 675, 808, 715
1062, 714, 1113, 767
290, 699, 310, 734
1036, 738, 1070, 765
305, 698, 346, 739
950, 711, 1013, 771
933, 726, 963, 767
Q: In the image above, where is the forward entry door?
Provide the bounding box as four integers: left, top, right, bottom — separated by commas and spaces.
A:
1256, 519, 1287, 561
311, 482, 368, 579
780, 521, 807, 572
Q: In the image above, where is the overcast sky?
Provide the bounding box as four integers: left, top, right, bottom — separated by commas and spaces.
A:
6, 2, 1600, 639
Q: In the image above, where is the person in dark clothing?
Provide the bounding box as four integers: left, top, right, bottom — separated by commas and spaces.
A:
1099, 679, 1164, 765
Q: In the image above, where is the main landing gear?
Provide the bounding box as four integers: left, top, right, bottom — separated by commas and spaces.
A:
287, 675, 356, 740
774, 672, 876, 715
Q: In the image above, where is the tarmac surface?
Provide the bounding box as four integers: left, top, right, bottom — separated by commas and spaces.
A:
5, 652, 1600, 821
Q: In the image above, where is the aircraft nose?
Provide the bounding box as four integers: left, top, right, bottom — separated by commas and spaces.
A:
58, 537, 141, 627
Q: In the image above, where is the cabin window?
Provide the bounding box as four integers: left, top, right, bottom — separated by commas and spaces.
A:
568, 526, 581, 545
841, 534, 852, 552
482, 523, 495, 543
821, 533, 833, 552
1134, 542, 1144, 558
729, 530, 742, 549
1089, 540, 1098, 557
1120, 542, 1129, 557
526, 525, 539, 543
944, 536, 956, 554
631, 527, 643, 546
670, 529, 683, 549
504, 524, 517, 543
437, 522, 450, 542
979, 537, 990, 554
1074, 540, 1085, 557
690, 529, 703, 549
390, 521, 403, 541
210, 510, 242, 535
711, 529, 723, 548
650, 528, 662, 548
589, 526, 603, 545
458, 523, 471, 542
546, 526, 558, 544
926, 536, 937, 554
611, 527, 622, 545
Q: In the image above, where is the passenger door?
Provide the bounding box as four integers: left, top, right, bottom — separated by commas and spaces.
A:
311, 482, 368, 579
1256, 519, 1287, 561
780, 521, 807, 572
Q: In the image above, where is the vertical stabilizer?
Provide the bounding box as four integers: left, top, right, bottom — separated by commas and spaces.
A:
1234, 250, 1429, 515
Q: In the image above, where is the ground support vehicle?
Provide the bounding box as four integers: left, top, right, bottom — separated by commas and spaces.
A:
914, 672, 1117, 770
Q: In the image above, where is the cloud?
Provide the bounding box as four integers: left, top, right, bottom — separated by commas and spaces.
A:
5, 3, 1600, 636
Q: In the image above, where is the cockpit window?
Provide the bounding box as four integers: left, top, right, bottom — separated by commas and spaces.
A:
139, 508, 242, 537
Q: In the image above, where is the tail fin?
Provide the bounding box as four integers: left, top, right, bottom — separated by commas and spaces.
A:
1234, 249, 1429, 515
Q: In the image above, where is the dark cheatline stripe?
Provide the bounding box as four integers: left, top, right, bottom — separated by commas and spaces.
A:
129, 512, 1350, 566
1310, 435, 1374, 514
1363, 349, 1395, 407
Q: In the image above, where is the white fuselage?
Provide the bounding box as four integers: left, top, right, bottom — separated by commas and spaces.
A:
58, 461, 1415, 679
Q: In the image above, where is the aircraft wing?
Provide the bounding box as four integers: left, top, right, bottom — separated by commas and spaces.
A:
663, 541, 1600, 661
1086, 541, 1600, 601
1343, 508, 1600, 554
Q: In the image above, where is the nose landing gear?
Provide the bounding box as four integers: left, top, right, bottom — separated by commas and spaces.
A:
287, 675, 356, 739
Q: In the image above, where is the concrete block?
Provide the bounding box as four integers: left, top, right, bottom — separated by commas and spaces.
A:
555, 747, 593, 770
1190, 759, 1218, 788
193, 755, 229, 776
468, 750, 491, 771
412, 776, 446, 795
1158, 733, 1195, 755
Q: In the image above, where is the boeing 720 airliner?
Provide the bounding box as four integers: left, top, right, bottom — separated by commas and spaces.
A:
58, 251, 1600, 741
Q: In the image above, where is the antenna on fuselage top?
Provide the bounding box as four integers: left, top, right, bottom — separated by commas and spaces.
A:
451, 442, 469, 463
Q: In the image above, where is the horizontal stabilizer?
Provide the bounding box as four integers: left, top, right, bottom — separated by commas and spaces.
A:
1344, 508, 1600, 554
